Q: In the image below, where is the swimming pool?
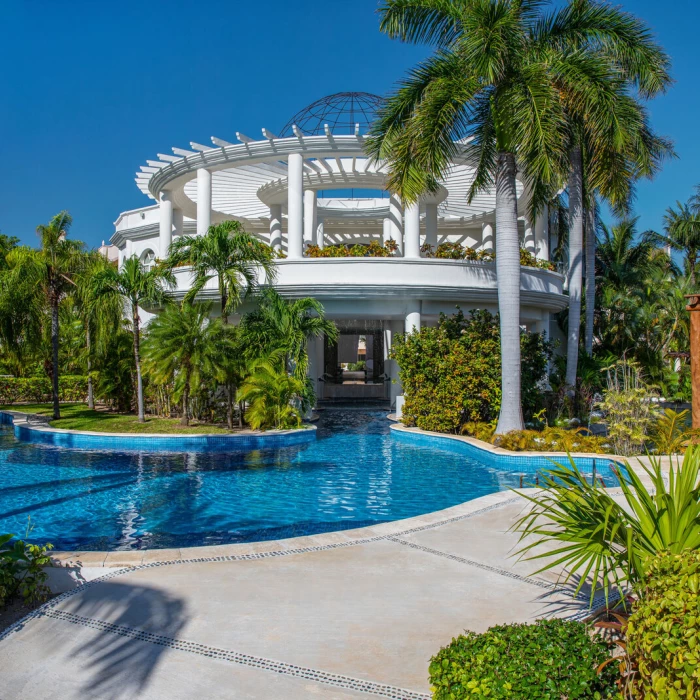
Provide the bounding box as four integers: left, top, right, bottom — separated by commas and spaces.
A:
0, 410, 618, 551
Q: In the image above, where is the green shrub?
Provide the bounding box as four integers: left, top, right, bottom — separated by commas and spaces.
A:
304, 241, 397, 258
627, 550, 700, 699
0, 375, 87, 405
429, 619, 620, 699
392, 309, 551, 433
0, 533, 54, 607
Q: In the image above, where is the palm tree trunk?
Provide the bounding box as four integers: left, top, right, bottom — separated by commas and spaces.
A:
227, 384, 234, 429
566, 146, 584, 392
132, 303, 145, 423
181, 377, 190, 426
86, 324, 95, 410
584, 204, 596, 355
51, 291, 61, 420
494, 152, 524, 434
220, 278, 229, 325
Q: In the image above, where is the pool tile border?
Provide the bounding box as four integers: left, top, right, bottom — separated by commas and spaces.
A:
40, 609, 430, 700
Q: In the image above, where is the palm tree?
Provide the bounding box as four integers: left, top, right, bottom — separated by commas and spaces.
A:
75, 251, 123, 409
166, 220, 276, 324
367, 0, 669, 432
584, 203, 598, 355
4, 212, 84, 418
89, 256, 174, 422
237, 356, 306, 430
647, 188, 700, 288
240, 288, 338, 382
142, 302, 227, 426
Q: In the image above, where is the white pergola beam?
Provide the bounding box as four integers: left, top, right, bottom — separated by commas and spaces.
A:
211, 136, 234, 148
147, 160, 169, 168
172, 147, 198, 157
324, 124, 332, 137
262, 128, 278, 140
236, 132, 253, 144
190, 142, 214, 152
157, 153, 180, 163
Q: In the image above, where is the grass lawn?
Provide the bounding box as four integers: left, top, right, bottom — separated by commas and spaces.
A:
0, 403, 235, 434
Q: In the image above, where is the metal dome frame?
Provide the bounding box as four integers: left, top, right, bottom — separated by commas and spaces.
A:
279, 92, 384, 137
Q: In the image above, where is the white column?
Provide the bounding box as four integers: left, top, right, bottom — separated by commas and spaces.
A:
382, 217, 392, 245
535, 205, 549, 260
389, 194, 403, 256
405, 300, 421, 334
317, 218, 325, 250
303, 189, 317, 249
482, 222, 495, 252
523, 218, 536, 254
269, 204, 282, 252
385, 320, 404, 405
173, 207, 184, 239
287, 153, 304, 259
159, 191, 173, 259
424, 202, 438, 252
196, 168, 212, 236
404, 201, 421, 259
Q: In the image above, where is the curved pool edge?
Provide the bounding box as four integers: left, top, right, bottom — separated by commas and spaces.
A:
389, 423, 626, 471
48, 488, 539, 570
0, 410, 316, 452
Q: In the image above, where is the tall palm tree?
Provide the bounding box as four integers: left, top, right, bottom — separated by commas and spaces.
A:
646, 188, 700, 288
75, 251, 123, 409
367, 0, 669, 432
142, 302, 227, 426
240, 288, 338, 382
554, 2, 672, 389
166, 220, 276, 324
90, 256, 174, 422
584, 202, 597, 355
5, 212, 84, 418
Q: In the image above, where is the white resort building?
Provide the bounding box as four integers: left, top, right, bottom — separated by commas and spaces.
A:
110, 92, 568, 406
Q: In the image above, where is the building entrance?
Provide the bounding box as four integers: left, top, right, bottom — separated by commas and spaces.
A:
321, 322, 387, 400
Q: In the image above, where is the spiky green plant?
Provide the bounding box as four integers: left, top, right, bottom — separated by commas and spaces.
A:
166, 220, 276, 323
237, 356, 306, 431
514, 448, 700, 605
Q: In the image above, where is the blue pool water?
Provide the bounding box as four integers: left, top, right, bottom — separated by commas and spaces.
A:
0, 410, 618, 551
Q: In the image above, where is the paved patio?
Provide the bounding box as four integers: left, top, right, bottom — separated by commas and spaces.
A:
0, 489, 612, 700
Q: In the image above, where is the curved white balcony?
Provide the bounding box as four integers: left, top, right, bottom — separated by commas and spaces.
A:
170, 258, 567, 321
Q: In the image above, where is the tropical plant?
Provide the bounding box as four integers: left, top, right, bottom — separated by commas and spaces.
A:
74, 251, 123, 409
646, 186, 700, 288
392, 309, 551, 433
627, 550, 700, 699
514, 447, 700, 605
237, 356, 306, 430
0, 533, 54, 607
240, 288, 337, 381
649, 408, 695, 455
142, 302, 228, 426
596, 360, 659, 456
429, 619, 620, 700
3, 212, 84, 418
166, 220, 276, 324
89, 256, 174, 422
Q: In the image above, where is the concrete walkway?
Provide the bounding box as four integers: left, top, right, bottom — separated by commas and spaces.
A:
0, 491, 609, 700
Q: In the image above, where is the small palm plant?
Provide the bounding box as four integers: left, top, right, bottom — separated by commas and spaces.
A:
514, 448, 700, 605
237, 355, 306, 431
166, 220, 276, 324
89, 256, 174, 422
142, 302, 229, 426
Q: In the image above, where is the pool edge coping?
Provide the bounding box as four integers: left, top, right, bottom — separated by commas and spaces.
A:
0, 409, 316, 443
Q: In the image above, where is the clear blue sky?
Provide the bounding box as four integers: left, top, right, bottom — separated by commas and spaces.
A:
0, 0, 697, 248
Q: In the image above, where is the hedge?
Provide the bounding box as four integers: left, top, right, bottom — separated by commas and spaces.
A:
429, 619, 620, 699
0, 376, 88, 405
627, 550, 700, 699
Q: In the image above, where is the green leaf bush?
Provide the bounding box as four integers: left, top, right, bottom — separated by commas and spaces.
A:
0, 533, 54, 607
0, 375, 87, 405
429, 619, 620, 699
627, 550, 700, 699
392, 309, 552, 432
